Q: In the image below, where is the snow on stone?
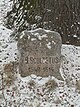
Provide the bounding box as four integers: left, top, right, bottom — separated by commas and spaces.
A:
31, 38, 37, 41
46, 42, 51, 49
73, 34, 77, 38
52, 40, 56, 45
34, 32, 47, 40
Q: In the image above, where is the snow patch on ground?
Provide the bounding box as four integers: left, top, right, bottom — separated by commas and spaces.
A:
0, 0, 12, 24
0, 25, 18, 66
0, 25, 80, 106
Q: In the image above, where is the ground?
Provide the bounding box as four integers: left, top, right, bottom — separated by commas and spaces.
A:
0, 0, 80, 107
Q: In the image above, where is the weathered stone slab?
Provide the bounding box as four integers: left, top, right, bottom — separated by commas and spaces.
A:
17, 28, 63, 80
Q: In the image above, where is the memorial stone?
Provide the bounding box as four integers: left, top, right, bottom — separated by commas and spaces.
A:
17, 28, 63, 80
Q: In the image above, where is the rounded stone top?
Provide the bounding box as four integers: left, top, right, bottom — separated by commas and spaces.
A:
19, 28, 62, 42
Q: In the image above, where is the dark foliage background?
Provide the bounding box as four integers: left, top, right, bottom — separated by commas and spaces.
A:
5, 0, 80, 45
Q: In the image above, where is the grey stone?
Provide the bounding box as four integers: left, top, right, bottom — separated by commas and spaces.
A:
17, 28, 63, 80
76, 80, 80, 91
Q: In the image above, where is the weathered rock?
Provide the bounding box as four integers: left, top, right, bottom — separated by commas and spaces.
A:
17, 28, 63, 80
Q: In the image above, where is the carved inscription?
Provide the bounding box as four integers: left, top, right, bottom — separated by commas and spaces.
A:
25, 56, 60, 64
23, 55, 61, 76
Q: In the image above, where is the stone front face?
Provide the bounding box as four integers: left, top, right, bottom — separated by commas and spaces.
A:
17, 28, 62, 80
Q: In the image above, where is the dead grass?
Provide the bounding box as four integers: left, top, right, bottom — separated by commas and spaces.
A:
3, 62, 17, 87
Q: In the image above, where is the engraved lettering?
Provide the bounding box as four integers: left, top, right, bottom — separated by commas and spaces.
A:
25, 56, 28, 64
